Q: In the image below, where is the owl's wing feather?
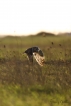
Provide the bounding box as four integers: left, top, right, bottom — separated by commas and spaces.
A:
27, 54, 33, 63
33, 52, 45, 66
38, 49, 44, 56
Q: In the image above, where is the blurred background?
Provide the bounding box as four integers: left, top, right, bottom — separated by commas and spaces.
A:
0, 0, 71, 36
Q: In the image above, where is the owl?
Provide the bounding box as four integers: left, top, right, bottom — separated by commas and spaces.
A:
24, 47, 45, 66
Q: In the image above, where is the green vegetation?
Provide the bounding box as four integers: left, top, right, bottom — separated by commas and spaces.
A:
0, 35, 71, 106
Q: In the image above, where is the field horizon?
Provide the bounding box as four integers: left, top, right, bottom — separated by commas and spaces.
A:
0, 31, 71, 37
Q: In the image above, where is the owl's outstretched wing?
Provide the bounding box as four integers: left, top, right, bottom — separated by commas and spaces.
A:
33, 52, 45, 66
24, 47, 45, 66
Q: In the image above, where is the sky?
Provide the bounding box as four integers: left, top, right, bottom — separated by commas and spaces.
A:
0, 0, 71, 36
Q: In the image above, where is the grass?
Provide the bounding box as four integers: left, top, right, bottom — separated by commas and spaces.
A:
0, 85, 71, 106
0, 35, 71, 106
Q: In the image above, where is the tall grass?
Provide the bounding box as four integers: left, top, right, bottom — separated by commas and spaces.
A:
0, 35, 71, 106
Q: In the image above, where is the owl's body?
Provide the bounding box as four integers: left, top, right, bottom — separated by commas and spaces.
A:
24, 47, 45, 66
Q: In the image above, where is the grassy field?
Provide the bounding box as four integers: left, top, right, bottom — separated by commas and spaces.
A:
0, 35, 71, 106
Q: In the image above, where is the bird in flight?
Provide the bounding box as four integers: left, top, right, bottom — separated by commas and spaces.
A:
24, 47, 45, 66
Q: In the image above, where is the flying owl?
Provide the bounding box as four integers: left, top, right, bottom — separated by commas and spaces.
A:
24, 47, 45, 66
